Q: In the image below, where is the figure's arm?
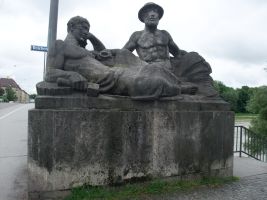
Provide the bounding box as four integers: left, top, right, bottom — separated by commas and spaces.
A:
163, 30, 181, 58
45, 68, 88, 91
45, 40, 88, 91
64, 42, 93, 58
87, 32, 106, 52
123, 32, 139, 52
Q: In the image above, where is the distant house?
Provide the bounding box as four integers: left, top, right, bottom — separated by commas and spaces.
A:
0, 78, 30, 103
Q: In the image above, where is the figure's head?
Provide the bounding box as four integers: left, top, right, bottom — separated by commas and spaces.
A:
67, 16, 90, 42
138, 2, 164, 26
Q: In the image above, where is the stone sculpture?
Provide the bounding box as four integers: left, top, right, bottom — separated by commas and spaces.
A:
124, 2, 217, 97
38, 2, 218, 99
29, 3, 234, 194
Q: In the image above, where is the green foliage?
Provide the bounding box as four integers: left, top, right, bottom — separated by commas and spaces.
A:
246, 86, 267, 114
213, 81, 263, 113
250, 118, 267, 137
236, 86, 251, 113
213, 81, 238, 111
1, 95, 9, 102
64, 177, 239, 200
0, 87, 4, 96
245, 86, 267, 153
245, 115, 267, 155
259, 107, 267, 120
213, 81, 227, 94
249, 106, 267, 138
4, 86, 17, 101
222, 88, 239, 111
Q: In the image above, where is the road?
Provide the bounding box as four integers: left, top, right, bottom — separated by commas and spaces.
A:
0, 103, 34, 200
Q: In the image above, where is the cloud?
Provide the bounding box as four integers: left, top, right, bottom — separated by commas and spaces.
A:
0, 0, 267, 94
209, 57, 267, 88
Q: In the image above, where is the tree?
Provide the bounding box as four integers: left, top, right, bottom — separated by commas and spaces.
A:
213, 81, 238, 111
236, 86, 251, 113
0, 87, 4, 96
246, 86, 267, 114
247, 86, 267, 140
4, 86, 17, 101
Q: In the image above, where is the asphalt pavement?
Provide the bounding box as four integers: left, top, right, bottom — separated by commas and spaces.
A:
0, 103, 34, 200
0, 103, 267, 200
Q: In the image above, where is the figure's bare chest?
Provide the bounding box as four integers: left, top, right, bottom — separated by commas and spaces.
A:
137, 31, 169, 48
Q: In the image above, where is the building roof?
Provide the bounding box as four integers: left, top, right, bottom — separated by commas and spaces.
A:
0, 78, 21, 90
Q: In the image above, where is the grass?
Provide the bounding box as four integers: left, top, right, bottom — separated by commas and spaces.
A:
64, 176, 239, 200
235, 113, 258, 122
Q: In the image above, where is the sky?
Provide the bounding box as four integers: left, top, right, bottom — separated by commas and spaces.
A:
0, 0, 267, 94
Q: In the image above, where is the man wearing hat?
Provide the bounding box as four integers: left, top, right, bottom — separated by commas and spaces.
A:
124, 2, 218, 97
123, 2, 180, 70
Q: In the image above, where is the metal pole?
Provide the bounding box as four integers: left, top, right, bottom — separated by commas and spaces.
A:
239, 127, 242, 157
43, 52, 46, 80
46, 0, 59, 79
47, 0, 59, 50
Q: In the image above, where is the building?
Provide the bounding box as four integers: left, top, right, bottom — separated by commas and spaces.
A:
0, 78, 30, 103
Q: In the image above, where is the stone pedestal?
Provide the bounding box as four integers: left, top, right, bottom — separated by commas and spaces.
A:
28, 94, 234, 193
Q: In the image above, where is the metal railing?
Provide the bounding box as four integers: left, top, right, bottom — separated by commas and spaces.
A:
234, 126, 267, 162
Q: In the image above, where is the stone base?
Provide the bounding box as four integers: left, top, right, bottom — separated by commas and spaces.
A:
28, 94, 234, 192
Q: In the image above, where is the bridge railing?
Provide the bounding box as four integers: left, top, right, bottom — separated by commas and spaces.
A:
234, 125, 267, 162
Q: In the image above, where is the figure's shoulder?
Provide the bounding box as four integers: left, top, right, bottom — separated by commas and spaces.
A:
55, 39, 64, 43
132, 30, 143, 36
48, 40, 65, 56
129, 31, 143, 39
54, 39, 65, 48
160, 30, 172, 37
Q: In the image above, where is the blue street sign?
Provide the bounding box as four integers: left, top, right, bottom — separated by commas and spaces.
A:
31, 45, 48, 52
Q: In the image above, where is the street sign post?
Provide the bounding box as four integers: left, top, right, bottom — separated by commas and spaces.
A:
30, 45, 48, 52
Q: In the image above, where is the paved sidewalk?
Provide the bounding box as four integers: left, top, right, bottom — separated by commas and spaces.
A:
234, 156, 267, 177
146, 157, 267, 200
0, 103, 33, 200
150, 173, 267, 200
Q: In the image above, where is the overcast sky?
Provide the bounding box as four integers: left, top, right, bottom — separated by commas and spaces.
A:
0, 0, 267, 94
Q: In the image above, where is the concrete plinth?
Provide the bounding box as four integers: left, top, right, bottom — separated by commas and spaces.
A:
28, 94, 234, 193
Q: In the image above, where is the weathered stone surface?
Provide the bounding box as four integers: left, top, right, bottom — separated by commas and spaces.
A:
43, 7, 217, 98
87, 82, 99, 97
36, 81, 72, 96
28, 95, 234, 192
34, 94, 229, 111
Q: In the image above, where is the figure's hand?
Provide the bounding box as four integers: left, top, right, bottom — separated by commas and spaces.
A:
85, 32, 94, 40
79, 32, 93, 48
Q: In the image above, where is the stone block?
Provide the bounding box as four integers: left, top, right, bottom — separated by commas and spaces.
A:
28, 95, 234, 193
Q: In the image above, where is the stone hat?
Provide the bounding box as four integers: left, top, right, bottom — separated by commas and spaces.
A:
138, 2, 164, 22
